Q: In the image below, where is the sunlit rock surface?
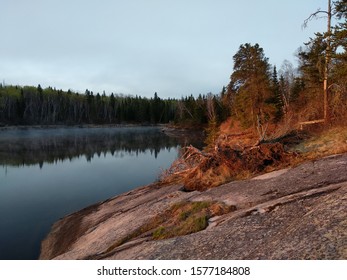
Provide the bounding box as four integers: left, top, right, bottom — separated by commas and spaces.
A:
40, 153, 347, 260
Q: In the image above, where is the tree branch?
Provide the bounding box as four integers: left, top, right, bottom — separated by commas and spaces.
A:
302, 9, 330, 29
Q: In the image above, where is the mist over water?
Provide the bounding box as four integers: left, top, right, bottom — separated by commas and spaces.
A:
0, 126, 190, 166
0, 126, 202, 260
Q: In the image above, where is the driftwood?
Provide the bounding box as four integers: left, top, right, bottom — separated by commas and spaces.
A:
299, 119, 325, 130
160, 145, 212, 180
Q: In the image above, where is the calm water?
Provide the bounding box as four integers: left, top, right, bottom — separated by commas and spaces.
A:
0, 126, 201, 260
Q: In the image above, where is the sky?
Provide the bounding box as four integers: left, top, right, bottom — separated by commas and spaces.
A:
0, 0, 330, 98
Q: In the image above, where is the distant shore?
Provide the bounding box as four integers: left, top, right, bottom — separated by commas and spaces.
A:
161, 125, 205, 138
0, 123, 165, 131
0, 124, 206, 142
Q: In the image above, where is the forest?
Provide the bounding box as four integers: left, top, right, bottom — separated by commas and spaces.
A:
222, 0, 347, 132
1, 0, 346, 132
0, 84, 228, 126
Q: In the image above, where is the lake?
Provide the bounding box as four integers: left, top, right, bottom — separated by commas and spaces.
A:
0, 126, 202, 260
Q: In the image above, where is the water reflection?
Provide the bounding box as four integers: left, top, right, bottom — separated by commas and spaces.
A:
0, 126, 203, 260
0, 127, 197, 167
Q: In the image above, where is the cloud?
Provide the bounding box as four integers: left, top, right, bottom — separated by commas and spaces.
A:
0, 0, 329, 98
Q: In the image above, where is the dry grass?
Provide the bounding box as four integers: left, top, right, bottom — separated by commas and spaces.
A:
151, 201, 233, 240
292, 126, 347, 159
161, 117, 347, 192
104, 201, 233, 253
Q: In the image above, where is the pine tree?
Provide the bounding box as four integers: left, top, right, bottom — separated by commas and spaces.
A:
270, 66, 283, 121
228, 43, 274, 128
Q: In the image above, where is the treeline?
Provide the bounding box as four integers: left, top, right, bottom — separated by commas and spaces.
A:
223, 0, 347, 132
1, 1, 345, 130
0, 86, 177, 125
0, 85, 228, 126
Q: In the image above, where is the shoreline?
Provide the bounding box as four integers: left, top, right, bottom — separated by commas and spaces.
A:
161, 126, 205, 138
0, 123, 166, 131
39, 152, 347, 260
0, 124, 205, 259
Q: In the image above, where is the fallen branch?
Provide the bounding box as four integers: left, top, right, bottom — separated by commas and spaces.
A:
299, 119, 325, 130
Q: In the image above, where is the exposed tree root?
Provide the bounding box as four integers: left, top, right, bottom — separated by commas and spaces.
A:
160, 142, 295, 191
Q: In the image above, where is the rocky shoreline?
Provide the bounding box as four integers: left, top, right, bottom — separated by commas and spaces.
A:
40, 153, 347, 260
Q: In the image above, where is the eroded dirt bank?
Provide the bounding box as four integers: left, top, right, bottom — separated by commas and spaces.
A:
40, 153, 347, 260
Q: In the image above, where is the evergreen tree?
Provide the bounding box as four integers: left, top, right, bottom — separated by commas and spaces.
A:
0, 85, 183, 125
270, 66, 283, 120
298, 0, 347, 121
228, 43, 274, 128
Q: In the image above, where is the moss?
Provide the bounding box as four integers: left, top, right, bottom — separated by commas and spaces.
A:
152, 226, 166, 239
191, 201, 211, 211
103, 201, 232, 254
152, 201, 228, 240
179, 211, 189, 221
180, 215, 208, 234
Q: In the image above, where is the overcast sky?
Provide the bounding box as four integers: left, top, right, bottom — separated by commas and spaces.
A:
1, 0, 329, 98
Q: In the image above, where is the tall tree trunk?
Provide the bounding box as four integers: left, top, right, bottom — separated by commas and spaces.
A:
324, 0, 332, 122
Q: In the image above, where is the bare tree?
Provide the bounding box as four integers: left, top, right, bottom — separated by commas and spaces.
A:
303, 0, 334, 122
279, 60, 296, 115
206, 92, 216, 123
